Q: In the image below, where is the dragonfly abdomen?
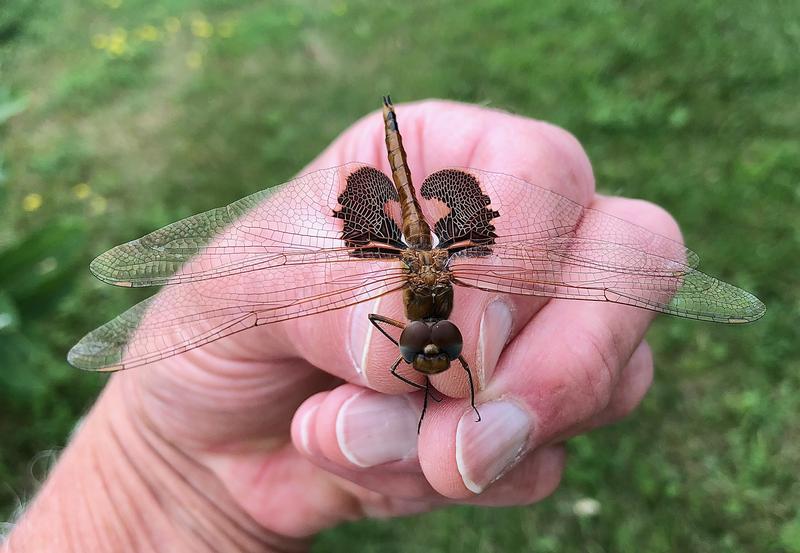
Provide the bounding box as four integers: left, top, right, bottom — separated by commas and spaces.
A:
382, 96, 432, 250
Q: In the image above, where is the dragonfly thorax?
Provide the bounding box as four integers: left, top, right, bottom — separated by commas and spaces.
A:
401, 248, 454, 321
402, 248, 451, 290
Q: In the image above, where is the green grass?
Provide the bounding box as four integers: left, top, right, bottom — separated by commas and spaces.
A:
1, 0, 798, 551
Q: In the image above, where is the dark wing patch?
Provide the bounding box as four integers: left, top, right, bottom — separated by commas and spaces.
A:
420, 169, 499, 253
333, 166, 405, 258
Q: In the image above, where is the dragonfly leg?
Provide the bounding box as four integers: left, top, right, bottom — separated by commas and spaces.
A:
389, 355, 441, 402
417, 378, 446, 431
389, 356, 422, 389
458, 355, 481, 423
368, 313, 405, 346
419, 377, 432, 433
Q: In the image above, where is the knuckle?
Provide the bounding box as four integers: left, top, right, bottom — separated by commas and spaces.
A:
549, 125, 593, 175
608, 388, 642, 420
620, 198, 685, 245
563, 322, 620, 415
610, 347, 654, 420
537, 123, 595, 198
513, 120, 595, 201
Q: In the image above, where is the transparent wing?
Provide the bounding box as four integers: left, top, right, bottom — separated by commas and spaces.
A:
70, 164, 410, 370
450, 242, 765, 323
419, 168, 700, 267
68, 261, 407, 371
90, 164, 405, 287
422, 168, 763, 323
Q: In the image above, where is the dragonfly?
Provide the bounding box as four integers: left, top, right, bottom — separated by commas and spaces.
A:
69, 96, 766, 429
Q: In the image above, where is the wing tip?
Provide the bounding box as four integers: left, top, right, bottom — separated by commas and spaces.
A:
67, 337, 124, 372
728, 296, 767, 324
697, 293, 766, 324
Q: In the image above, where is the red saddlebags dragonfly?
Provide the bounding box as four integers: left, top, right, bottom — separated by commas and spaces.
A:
69, 96, 765, 427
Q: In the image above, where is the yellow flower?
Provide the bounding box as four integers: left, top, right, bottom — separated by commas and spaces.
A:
90, 196, 108, 215
91, 33, 109, 50
72, 182, 91, 199
108, 28, 128, 56
186, 51, 203, 69
135, 24, 160, 42
108, 37, 127, 56
218, 19, 236, 38
191, 16, 213, 38
164, 17, 181, 34
22, 193, 43, 212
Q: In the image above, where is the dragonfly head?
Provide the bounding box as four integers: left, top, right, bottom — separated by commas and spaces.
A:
399, 319, 463, 375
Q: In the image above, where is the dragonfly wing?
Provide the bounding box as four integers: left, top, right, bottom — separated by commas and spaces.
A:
90, 164, 405, 287
68, 259, 408, 371
72, 163, 411, 370
421, 167, 763, 322
450, 240, 765, 323
419, 168, 700, 267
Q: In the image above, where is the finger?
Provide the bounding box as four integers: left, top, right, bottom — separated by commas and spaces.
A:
461, 444, 565, 507
414, 195, 683, 498
292, 392, 565, 506
552, 339, 654, 442
292, 384, 422, 472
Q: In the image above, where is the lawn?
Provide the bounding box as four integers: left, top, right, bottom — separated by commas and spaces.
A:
1, 0, 798, 551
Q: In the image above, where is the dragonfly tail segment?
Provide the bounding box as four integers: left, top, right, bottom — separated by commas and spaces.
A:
381, 95, 432, 249
382, 94, 397, 131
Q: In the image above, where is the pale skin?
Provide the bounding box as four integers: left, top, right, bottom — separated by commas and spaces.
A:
5, 101, 681, 552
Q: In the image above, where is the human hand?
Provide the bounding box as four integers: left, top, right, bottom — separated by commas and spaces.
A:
116, 100, 675, 539
11, 101, 675, 551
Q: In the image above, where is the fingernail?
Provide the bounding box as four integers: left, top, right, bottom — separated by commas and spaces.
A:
297, 404, 319, 455
478, 300, 513, 386
456, 400, 532, 493
336, 392, 418, 467
349, 299, 378, 377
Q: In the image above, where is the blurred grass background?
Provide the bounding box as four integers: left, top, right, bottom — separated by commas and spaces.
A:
0, 0, 798, 551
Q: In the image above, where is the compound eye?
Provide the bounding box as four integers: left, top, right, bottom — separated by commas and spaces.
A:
399, 321, 431, 363
430, 320, 463, 360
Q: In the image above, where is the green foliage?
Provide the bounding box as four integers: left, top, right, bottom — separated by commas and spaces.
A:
1, 0, 798, 551
0, 215, 102, 516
